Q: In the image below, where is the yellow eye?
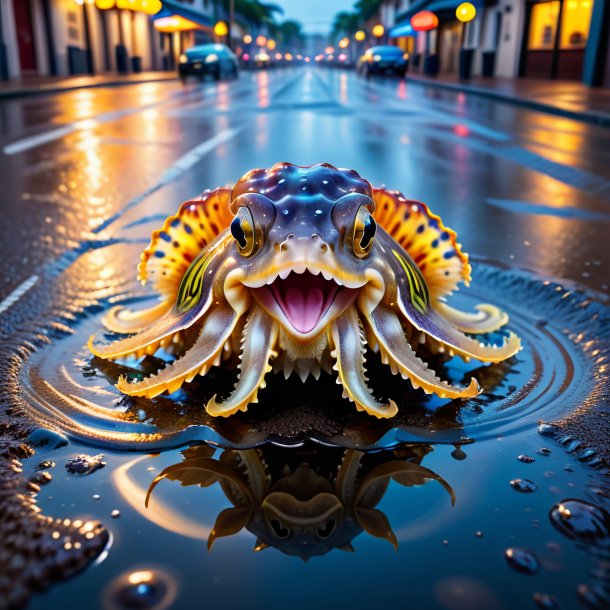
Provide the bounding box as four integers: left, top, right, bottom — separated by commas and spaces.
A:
352, 207, 376, 258
230, 206, 256, 256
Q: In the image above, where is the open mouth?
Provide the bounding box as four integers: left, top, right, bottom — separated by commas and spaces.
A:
252, 271, 360, 336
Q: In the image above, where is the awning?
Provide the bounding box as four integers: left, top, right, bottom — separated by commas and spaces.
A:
389, 22, 415, 38
154, 0, 213, 30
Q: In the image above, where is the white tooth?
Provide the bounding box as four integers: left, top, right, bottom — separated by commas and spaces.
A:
279, 269, 291, 280
321, 269, 333, 281
294, 263, 306, 274
308, 267, 321, 276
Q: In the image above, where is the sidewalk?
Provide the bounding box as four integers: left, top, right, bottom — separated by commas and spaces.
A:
0, 71, 178, 99
406, 73, 610, 128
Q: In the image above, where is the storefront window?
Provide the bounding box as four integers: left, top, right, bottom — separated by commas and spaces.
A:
560, 0, 594, 48
528, 1, 560, 50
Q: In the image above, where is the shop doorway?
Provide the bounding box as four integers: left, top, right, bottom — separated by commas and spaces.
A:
523, 0, 594, 80
438, 20, 462, 73
12, 0, 37, 73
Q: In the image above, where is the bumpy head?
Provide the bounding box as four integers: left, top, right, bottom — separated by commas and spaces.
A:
223, 163, 383, 342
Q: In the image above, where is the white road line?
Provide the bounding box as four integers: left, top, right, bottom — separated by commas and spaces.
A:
95, 125, 243, 233
3, 86, 205, 156
0, 274, 39, 315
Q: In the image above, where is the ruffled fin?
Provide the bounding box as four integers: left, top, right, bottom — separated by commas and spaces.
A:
372, 188, 471, 300
138, 188, 234, 301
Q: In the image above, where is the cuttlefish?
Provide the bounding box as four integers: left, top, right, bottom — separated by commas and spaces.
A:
90, 163, 520, 417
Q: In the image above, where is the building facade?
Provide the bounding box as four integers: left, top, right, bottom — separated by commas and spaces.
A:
0, 0, 219, 80
387, 0, 610, 87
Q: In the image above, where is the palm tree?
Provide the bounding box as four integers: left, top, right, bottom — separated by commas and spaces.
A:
331, 11, 360, 40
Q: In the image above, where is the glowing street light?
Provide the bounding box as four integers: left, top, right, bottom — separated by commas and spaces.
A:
267, 39, 276, 50
325, 46, 334, 54
355, 30, 366, 42
214, 21, 228, 37
256, 35, 267, 47
371, 24, 384, 38
456, 2, 476, 22
339, 38, 349, 49
243, 34, 252, 44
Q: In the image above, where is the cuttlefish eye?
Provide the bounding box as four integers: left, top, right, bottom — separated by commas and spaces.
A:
352, 206, 377, 258
231, 206, 256, 256
316, 518, 336, 539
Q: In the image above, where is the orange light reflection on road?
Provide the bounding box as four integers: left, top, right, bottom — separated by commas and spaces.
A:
257, 70, 269, 108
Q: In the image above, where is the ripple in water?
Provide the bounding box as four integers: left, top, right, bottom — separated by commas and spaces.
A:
15, 263, 610, 451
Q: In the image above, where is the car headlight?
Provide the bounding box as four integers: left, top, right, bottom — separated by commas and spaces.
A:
373, 55, 382, 62
179, 54, 188, 64
205, 54, 219, 63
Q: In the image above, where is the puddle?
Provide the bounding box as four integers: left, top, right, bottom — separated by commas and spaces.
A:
10, 257, 610, 610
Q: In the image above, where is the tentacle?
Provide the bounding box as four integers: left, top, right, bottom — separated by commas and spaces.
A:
89, 236, 233, 361
206, 305, 279, 417
102, 299, 173, 334
366, 306, 480, 399
116, 303, 239, 398
434, 302, 508, 334
330, 306, 398, 419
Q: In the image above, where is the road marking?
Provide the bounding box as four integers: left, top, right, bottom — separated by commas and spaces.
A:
94, 125, 243, 234
2, 85, 218, 155
0, 274, 39, 315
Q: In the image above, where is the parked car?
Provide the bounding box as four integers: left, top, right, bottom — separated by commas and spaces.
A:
179, 43, 239, 81
357, 45, 409, 77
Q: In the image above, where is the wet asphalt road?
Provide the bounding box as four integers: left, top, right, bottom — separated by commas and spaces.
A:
0, 66, 609, 316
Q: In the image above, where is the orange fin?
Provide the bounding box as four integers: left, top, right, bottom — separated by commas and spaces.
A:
373, 188, 471, 300
137, 188, 234, 301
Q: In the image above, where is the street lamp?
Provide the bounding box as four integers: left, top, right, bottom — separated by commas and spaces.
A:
214, 21, 228, 38
354, 30, 366, 42
256, 35, 267, 47
339, 38, 349, 49
456, 2, 476, 22
243, 34, 252, 44
371, 24, 384, 39
267, 39, 276, 51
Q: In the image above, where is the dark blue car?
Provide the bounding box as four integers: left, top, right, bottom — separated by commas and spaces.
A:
179, 43, 239, 81
357, 45, 409, 77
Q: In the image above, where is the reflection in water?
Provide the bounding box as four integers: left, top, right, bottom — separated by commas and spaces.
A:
145, 442, 455, 559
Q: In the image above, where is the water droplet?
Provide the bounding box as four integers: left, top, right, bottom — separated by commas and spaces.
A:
510, 478, 537, 493
66, 454, 106, 475
475, 531, 483, 538
505, 547, 540, 574
106, 569, 177, 610
549, 499, 610, 542
577, 583, 610, 609
111, 509, 121, 519
518, 454, 535, 463
537, 448, 552, 456
533, 592, 561, 609
538, 423, 556, 437
93, 494, 101, 500
27, 428, 69, 450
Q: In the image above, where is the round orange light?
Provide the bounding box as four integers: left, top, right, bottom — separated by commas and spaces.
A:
456, 2, 476, 22
355, 30, 366, 42
214, 21, 228, 37
371, 24, 385, 38
243, 34, 252, 44
256, 35, 267, 47
267, 39, 276, 50
411, 10, 439, 31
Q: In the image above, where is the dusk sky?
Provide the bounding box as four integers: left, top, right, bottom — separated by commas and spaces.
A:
277, 0, 355, 34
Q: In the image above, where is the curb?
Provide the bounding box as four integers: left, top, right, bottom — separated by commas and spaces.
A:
0, 74, 179, 100
405, 75, 610, 129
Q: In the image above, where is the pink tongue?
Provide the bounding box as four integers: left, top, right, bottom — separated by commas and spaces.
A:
283, 287, 325, 333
